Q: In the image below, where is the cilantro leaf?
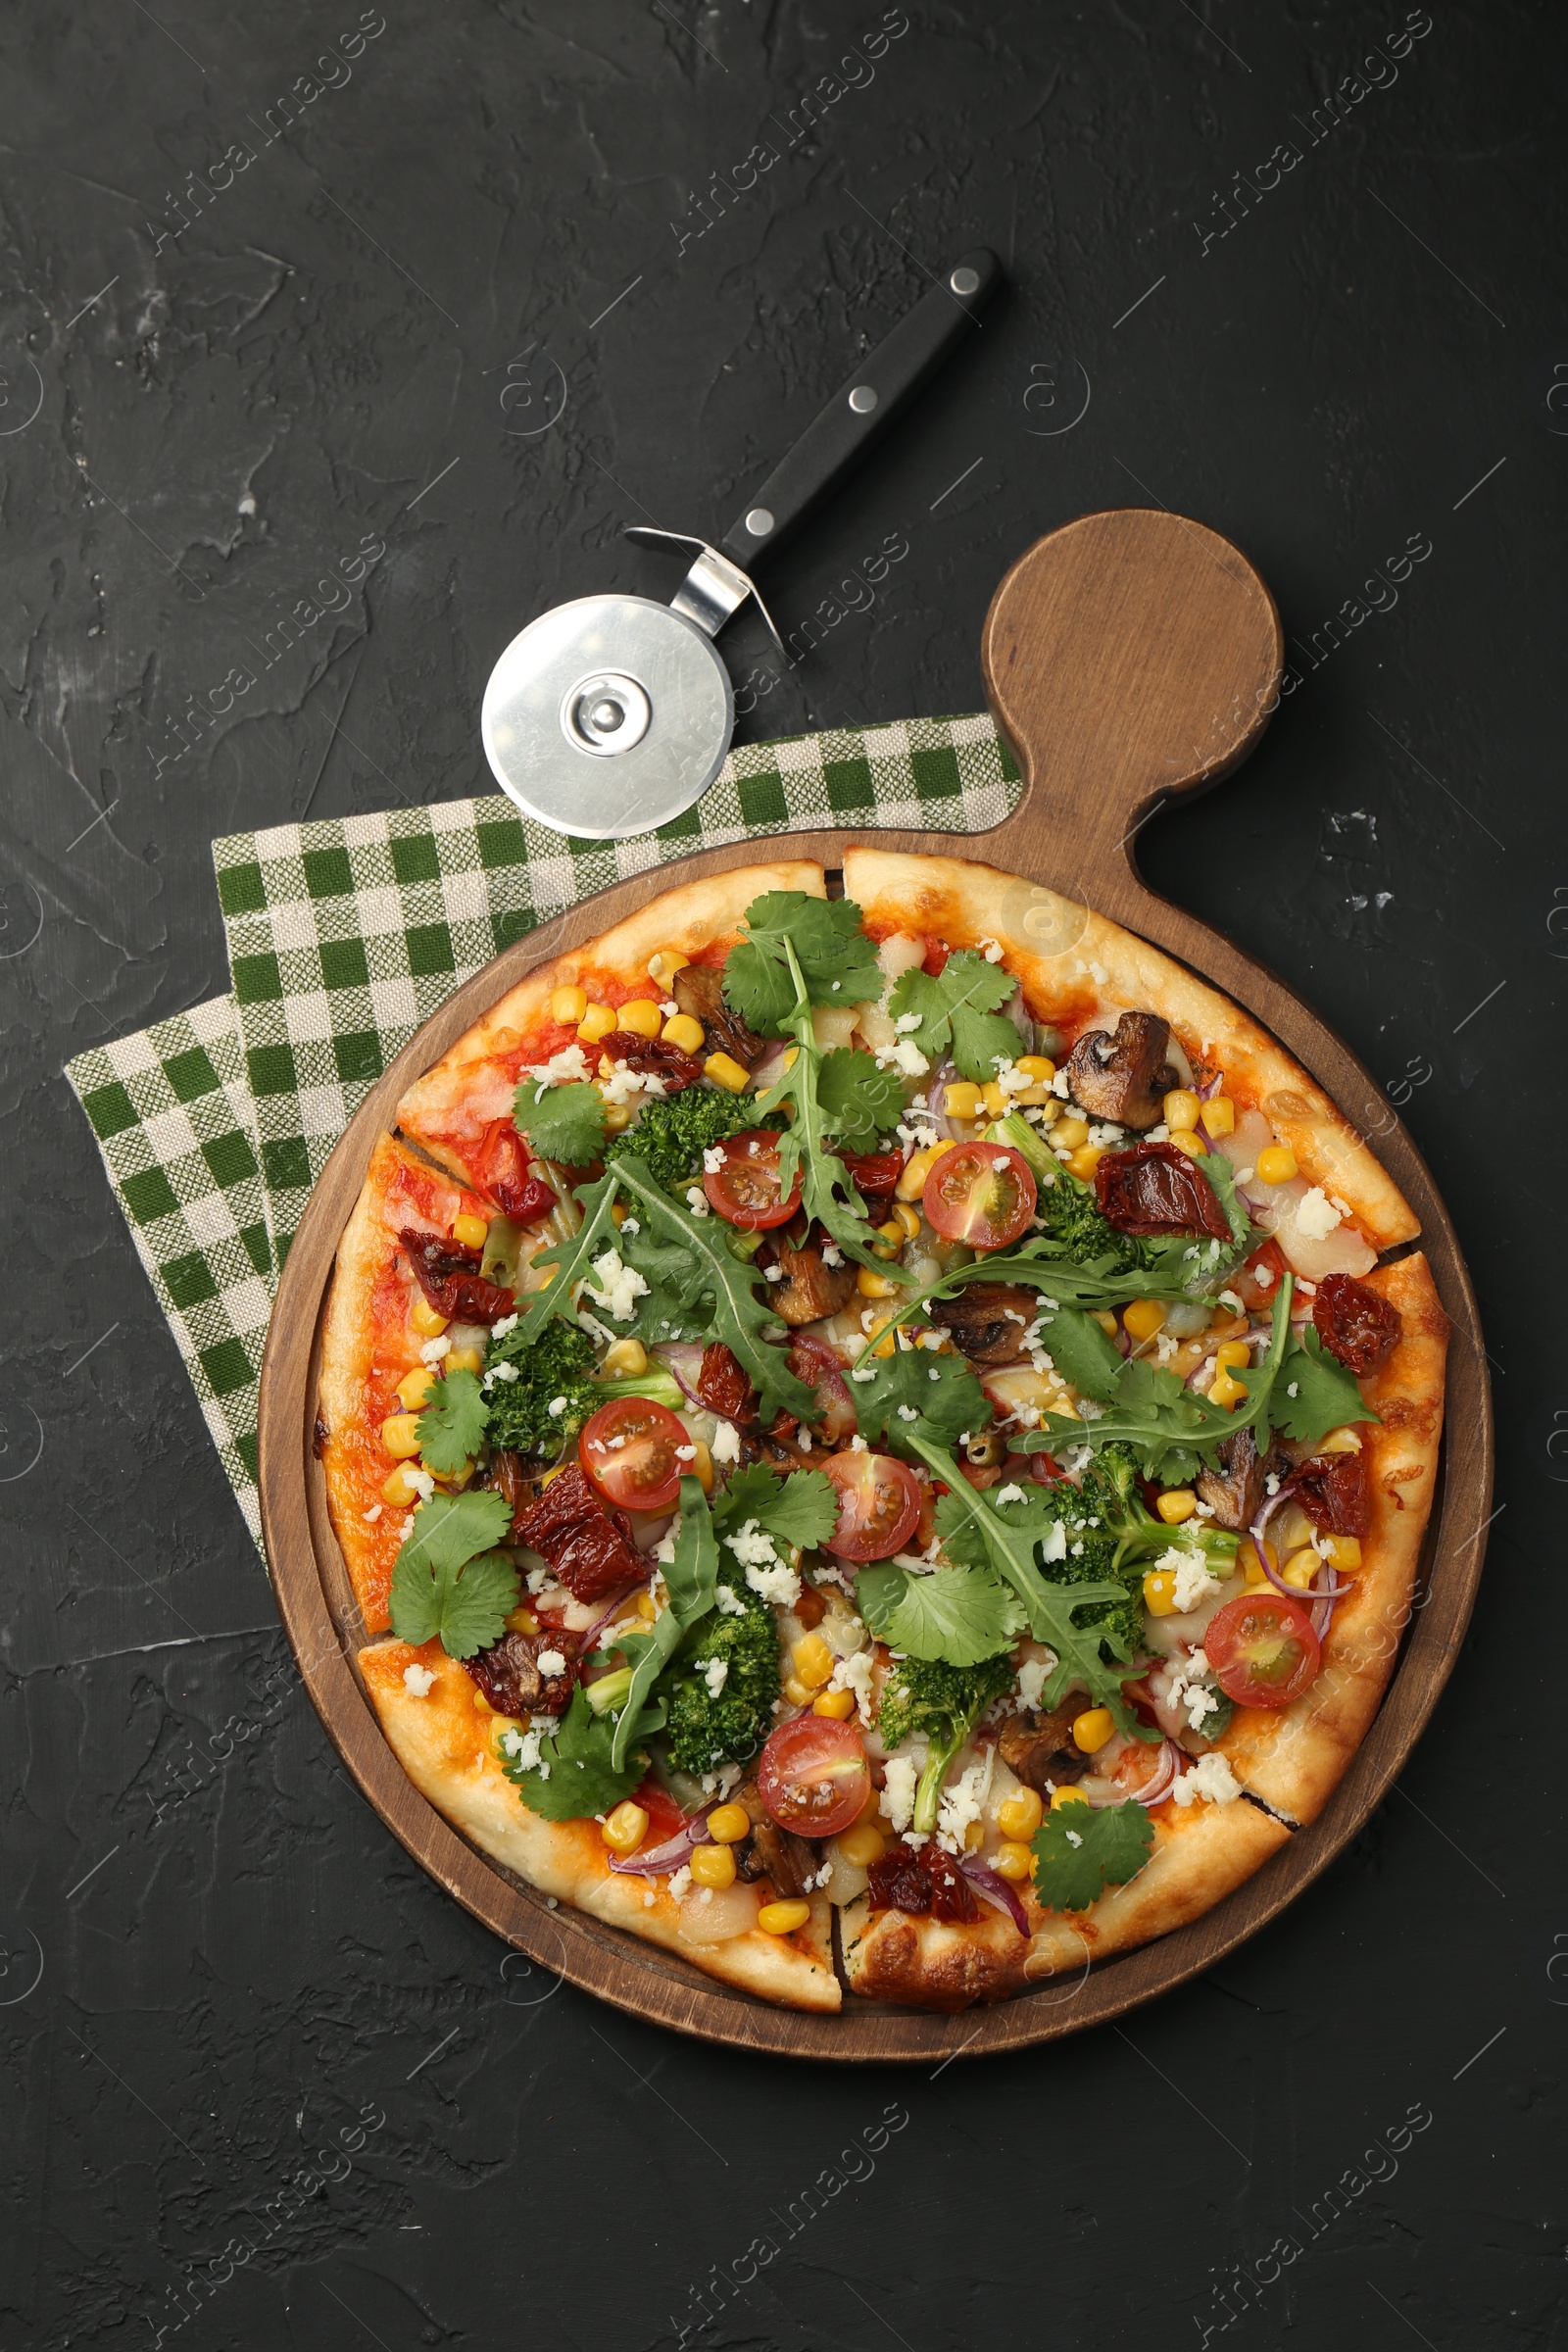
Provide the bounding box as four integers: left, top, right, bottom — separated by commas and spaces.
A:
388, 1489, 517, 1659
1031, 1799, 1153, 1913
815, 1048, 906, 1148
1036, 1305, 1123, 1403
711, 1461, 838, 1551
850, 1343, 992, 1449
1270, 1325, 1379, 1447
513, 1076, 607, 1167
888, 951, 1021, 1082
721, 938, 798, 1037
506, 1688, 652, 1820
515, 1175, 623, 1343
857, 1560, 1024, 1665
723, 892, 882, 1032
413, 1366, 488, 1478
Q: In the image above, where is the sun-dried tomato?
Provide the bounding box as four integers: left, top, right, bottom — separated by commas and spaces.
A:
1313, 1272, 1402, 1375
1233, 1236, 1289, 1312
467, 1629, 577, 1718
399, 1229, 514, 1325
1094, 1141, 1233, 1241
473, 1120, 556, 1224
513, 1464, 646, 1601
695, 1342, 754, 1422
1295, 1449, 1370, 1537
838, 1149, 905, 1222
866, 1841, 980, 1922
598, 1032, 702, 1091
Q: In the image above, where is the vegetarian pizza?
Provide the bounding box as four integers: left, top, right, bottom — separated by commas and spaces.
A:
317, 849, 1447, 2014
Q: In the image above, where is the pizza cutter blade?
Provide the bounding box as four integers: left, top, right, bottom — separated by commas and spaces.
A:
481, 248, 1000, 839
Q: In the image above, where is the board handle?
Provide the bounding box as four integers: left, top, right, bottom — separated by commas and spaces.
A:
978, 508, 1284, 906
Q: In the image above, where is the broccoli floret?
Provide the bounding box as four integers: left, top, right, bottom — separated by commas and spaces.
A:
1080, 1442, 1238, 1578
1022, 1464, 1148, 1664
605, 1087, 758, 1196
481, 1319, 681, 1459
874, 1652, 1015, 1835
659, 1584, 781, 1774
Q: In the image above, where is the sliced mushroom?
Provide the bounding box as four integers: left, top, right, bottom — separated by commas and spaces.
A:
765, 1236, 858, 1326
1195, 1426, 1289, 1532
1064, 1010, 1180, 1130
928, 1282, 1040, 1367
731, 1777, 815, 1894
672, 961, 766, 1069
997, 1705, 1093, 1789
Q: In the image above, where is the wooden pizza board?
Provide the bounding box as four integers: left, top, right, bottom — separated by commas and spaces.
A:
257, 508, 1493, 2062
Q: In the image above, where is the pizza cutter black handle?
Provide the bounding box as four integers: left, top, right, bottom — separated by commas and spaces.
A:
714, 247, 1001, 572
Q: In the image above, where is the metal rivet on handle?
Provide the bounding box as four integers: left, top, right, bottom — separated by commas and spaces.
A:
848, 384, 878, 414
744, 507, 775, 536
950, 265, 980, 297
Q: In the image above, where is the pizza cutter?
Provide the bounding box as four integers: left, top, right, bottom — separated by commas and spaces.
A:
481, 248, 1000, 838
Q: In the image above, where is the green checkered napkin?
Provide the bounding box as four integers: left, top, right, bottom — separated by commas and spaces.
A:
68, 711, 1021, 1553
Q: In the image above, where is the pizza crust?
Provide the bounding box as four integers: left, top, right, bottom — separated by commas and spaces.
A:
841, 845, 1418, 1250
360, 1641, 841, 2011
1217, 1251, 1449, 1825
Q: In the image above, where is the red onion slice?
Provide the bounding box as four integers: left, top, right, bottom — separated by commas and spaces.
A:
580, 1582, 647, 1651
607, 1807, 714, 1875
1085, 1739, 1182, 1809
653, 1343, 707, 1405
960, 1859, 1030, 1936
923, 1056, 963, 1141
1309, 1560, 1353, 1642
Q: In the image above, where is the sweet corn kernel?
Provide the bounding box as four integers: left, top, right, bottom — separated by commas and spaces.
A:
451, 1211, 489, 1250
1123, 1298, 1168, 1344
601, 1101, 633, 1133
690, 1840, 737, 1889
758, 1899, 810, 1935
505, 1603, 540, 1635
890, 1201, 922, 1240
942, 1080, 984, 1119
550, 984, 589, 1026
1067, 1146, 1106, 1182
1092, 1309, 1119, 1339
647, 949, 690, 987
992, 1839, 1035, 1882
600, 1338, 648, 1378
1051, 1114, 1090, 1151
812, 1688, 856, 1720
706, 1802, 751, 1844
688, 1439, 713, 1494
996, 1787, 1044, 1840
1238, 1536, 1278, 1586
1143, 1567, 1180, 1615
533, 1265, 558, 1287
599, 1800, 649, 1857
1072, 1707, 1114, 1754
783, 1675, 812, 1706
1318, 1532, 1362, 1569
1215, 1339, 1252, 1371
446, 1346, 483, 1376
857, 1263, 901, 1299
981, 1078, 1009, 1118
381, 1463, 422, 1506
792, 1631, 834, 1690
863, 1313, 898, 1359
539, 1460, 571, 1488
410, 1298, 449, 1338
1163, 1088, 1201, 1133
963, 1818, 986, 1852
1156, 1488, 1197, 1524
1281, 1546, 1320, 1591
662, 1012, 706, 1054
838, 1822, 886, 1867
705, 1051, 751, 1093
618, 998, 663, 1039
875, 1218, 906, 1248
576, 1002, 616, 1044
896, 1143, 948, 1200
1015, 1054, 1056, 1084
1203, 1094, 1236, 1136
396, 1365, 436, 1411
610, 1200, 627, 1227
1168, 1127, 1207, 1158
1207, 1369, 1247, 1408
380, 1412, 423, 1459
1255, 1144, 1298, 1185
471, 1688, 492, 1714
1316, 1426, 1364, 1454
1051, 1786, 1090, 1811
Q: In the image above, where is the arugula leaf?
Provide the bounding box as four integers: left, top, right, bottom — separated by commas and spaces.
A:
857, 1560, 1024, 1666
1271, 1325, 1379, 1447
507, 1687, 653, 1820
513, 1076, 607, 1168
1035, 1305, 1123, 1402
722, 892, 883, 1031
515, 1175, 624, 1342
388, 1489, 518, 1659
1198, 1148, 1255, 1254
849, 1342, 992, 1448
611, 1475, 717, 1770
710, 1461, 838, 1551
413, 1366, 488, 1478
816, 1048, 906, 1147
887, 950, 1021, 1082
612, 1223, 713, 1347
1031, 1799, 1153, 1913
609, 1153, 815, 1421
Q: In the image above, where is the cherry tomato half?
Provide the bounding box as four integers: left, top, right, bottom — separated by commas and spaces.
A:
922, 1140, 1037, 1250
702, 1130, 804, 1230
1204, 1592, 1321, 1709
821, 1448, 921, 1561
578, 1396, 690, 1513
758, 1715, 871, 1837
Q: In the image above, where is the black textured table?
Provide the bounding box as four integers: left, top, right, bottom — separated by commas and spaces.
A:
4, 6, 1563, 2347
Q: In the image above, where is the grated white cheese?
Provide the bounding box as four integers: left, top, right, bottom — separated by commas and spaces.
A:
1015, 1656, 1053, 1712
536, 1649, 567, 1677
684, 1186, 710, 1217
668, 1865, 692, 1898
1164, 1550, 1225, 1614
1171, 1751, 1241, 1807
526, 1044, 591, 1088
829, 1649, 875, 1714
489, 1312, 518, 1339
406, 1468, 436, 1503
936, 1746, 996, 1854
877, 1036, 931, 1078
880, 1755, 918, 1835
362, 1502, 383, 1524
702, 1656, 729, 1697
713, 1582, 746, 1617
995, 1483, 1026, 1507
1039, 1520, 1068, 1563
820, 1243, 844, 1268
1295, 1186, 1343, 1241
582, 1247, 650, 1324
419, 1335, 452, 1366
710, 1419, 741, 1466
702, 1146, 728, 1173
402, 1663, 436, 1697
